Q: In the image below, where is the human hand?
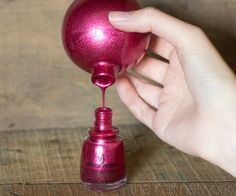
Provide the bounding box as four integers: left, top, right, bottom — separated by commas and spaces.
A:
109, 8, 236, 176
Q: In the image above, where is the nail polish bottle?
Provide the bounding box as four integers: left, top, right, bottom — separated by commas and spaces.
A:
62, 0, 150, 87
80, 107, 126, 191
62, 0, 150, 191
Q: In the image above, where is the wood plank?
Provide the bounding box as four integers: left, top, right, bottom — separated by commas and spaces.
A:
0, 0, 236, 131
0, 182, 236, 196
0, 125, 234, 184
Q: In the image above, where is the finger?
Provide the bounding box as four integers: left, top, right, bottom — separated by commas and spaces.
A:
133, 56, 169, 84
116, 76, 155, 129
109, 8, 236, 104
109, 7, 197, 47
148, 36, 175, 60
127, 75, 162, 109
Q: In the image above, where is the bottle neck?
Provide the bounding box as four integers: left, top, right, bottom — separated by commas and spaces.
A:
94, 107, 113, 131
91, 62, 117, 88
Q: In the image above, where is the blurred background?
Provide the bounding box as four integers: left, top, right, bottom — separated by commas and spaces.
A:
0, 0, 235, 131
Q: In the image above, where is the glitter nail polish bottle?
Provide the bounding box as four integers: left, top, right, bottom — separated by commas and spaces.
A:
80, 107, 126, 191
62, 0, 149, 191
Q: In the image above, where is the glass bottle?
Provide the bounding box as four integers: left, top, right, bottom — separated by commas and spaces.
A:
80, 107, 126, 191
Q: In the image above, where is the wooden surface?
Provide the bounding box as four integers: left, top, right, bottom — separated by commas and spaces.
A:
1, 0, 236, 195
0, 125, 235, 195
1, 182, 235, 196
0, 0, 236, 131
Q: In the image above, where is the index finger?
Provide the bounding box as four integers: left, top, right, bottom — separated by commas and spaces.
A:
109, 7, 200, 48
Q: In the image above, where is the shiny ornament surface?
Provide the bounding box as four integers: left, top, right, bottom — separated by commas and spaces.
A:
62, 0, 149, 191
62, 0, 150, 81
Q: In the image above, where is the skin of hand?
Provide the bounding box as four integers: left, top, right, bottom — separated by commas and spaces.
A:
108, 8, 236, 177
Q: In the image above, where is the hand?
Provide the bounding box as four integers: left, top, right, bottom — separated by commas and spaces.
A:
109, 8, 236, 176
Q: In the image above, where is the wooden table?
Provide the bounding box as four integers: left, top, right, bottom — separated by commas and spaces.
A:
0, 124, 235, 195
0, 0, 236, 195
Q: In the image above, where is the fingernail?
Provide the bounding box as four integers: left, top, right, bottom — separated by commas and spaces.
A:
109, 11, 130, 22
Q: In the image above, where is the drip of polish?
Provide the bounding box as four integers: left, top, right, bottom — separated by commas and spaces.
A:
80, 107, 127, 191
91, 62, 116, 107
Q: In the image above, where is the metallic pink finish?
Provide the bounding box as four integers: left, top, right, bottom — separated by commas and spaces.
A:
61, 0, 150, 191
62, 0, 150, 82
80, 108, 126, 190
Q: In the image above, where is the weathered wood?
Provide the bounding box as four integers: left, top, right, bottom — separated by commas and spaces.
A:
0, 0, 235, 131
0, 125, 234, 184
0, 182, 236, 196
0, 125, 235, 195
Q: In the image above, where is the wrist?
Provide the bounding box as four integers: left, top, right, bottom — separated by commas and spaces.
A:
200, 115, 236, 177
216, 127, 236, 176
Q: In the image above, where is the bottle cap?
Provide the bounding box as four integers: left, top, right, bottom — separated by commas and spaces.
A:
91, 62, 116, 88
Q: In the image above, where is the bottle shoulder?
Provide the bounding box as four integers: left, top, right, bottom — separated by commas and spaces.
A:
83, 127, 123, 144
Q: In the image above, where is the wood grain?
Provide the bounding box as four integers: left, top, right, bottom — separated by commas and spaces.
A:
0, 125, 235, 195
0, 182, 235, 196
0, 0, 235, 131
0, 125, 234, 184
